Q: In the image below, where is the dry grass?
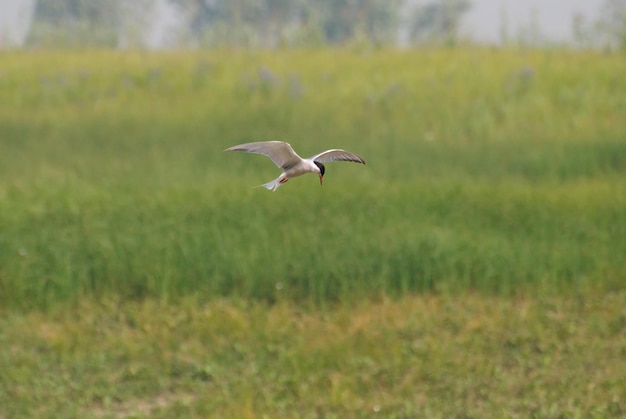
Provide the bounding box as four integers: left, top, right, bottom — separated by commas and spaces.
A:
1, 293, 625, 417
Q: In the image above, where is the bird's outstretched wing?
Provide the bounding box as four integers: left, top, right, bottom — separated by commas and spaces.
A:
309, 149, 365, 165
224, 141, 303, 170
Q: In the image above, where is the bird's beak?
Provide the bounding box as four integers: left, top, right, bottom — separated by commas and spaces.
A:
319, 175, 323, 186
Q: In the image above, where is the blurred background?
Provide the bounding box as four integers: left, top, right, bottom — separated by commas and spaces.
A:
1, 0, 625, 50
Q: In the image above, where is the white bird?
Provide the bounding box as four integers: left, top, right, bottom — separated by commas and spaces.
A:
224, 141, 365, 191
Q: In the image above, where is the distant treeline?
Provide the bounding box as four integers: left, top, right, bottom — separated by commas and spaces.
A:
28, 0, 472, 48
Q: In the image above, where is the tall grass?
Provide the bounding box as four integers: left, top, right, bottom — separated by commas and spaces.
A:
1, 49, 625, 309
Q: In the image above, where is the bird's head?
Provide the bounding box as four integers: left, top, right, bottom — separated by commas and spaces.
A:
314, 161, 325, 185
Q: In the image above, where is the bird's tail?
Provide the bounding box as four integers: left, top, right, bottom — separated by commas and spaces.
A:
257, 177, 282, 192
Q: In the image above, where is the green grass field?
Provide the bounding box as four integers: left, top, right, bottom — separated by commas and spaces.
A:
0, 49, 625, 416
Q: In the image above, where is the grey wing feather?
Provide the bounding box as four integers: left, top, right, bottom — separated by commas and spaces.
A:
224, 141, 302, 169
309, 149, 366, 164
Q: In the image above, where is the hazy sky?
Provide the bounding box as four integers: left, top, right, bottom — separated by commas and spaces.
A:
0, 0, 35, 45
462, 0, 604, 43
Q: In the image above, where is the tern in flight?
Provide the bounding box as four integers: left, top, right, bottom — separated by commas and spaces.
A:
224, 141, 365, 191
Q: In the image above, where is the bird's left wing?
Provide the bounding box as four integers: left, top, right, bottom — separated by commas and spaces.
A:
309, 149, 365, 164
224, 141, 303, 170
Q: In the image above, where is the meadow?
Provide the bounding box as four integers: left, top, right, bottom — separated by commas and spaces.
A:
0, 49, 625, 416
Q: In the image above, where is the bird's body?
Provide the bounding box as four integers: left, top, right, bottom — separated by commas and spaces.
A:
224, 141, 365, 191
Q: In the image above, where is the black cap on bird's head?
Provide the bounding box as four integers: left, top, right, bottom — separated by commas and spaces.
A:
313, 161, 325, 185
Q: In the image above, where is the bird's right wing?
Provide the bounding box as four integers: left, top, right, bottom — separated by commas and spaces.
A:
224, 141, 302, 170
309, 149, 366, 165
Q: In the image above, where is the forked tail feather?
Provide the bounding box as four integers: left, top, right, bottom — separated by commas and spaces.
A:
257, 176, 282, 192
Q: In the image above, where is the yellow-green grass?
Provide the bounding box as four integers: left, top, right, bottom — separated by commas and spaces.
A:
1, 48, 625, 417
1, 49, 625, 309
1, 294, 625, 417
